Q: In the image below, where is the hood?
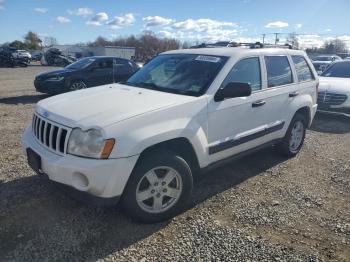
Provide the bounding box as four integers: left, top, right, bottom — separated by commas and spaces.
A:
319, 77, 350, 94
36, 83, 195, 128
36, 68, 75, 78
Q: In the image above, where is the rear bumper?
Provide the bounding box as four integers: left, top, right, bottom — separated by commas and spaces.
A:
317, 104, 350, 117
317, 108, 350, 117
310, 104, 318, 126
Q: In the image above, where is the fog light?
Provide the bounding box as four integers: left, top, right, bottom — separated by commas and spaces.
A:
72, 172, 89, 190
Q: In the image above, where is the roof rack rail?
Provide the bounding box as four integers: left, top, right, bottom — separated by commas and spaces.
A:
190, 41, 293, 49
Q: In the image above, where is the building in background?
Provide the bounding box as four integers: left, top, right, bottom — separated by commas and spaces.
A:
43, 45, 136, 60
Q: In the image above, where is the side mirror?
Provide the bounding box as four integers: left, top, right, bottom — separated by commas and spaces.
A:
214, 82, 252, 102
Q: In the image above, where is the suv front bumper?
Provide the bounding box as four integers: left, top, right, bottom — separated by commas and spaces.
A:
21, 125, 139, 200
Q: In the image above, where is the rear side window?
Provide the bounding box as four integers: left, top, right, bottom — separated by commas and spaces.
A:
265, 56, 293, 87
222, 57, 261, 91
292, 55, 315, 82
114, 59, 132, 74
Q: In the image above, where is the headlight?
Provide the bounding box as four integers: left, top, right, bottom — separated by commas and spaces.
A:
46, 76, 64, 81
67, 128, 115, 159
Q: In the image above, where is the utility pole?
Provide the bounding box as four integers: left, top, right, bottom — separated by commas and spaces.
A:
274, 33, 280, 45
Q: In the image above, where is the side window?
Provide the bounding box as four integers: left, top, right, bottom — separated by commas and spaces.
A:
291, 55, 315, 82
222, 57, 261, 91
105, 59, 113, 68
115, 59, 131, 74
95, 59, 112, 69
265, 56, 293, 87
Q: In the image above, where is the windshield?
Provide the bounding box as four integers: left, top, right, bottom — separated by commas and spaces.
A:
65, 57, 96, 69
124, 54, 228, 96
321, 62, 350, 78
315, 56, 333, 61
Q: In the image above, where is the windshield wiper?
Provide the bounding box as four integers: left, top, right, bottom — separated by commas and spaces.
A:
136, 82, 162, 90
120, 81, 185, 95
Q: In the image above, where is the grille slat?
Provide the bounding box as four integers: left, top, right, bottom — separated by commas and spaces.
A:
56, 128, 62, 153
43, 122, 48, 145
38, 119, 43, 142
48, 124, 54, 148
318, 91, 347, 106
32, 114, 70, 155
35, 116, 40, 137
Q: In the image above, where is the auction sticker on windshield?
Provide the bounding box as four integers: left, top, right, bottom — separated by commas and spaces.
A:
195, 55, 221, 63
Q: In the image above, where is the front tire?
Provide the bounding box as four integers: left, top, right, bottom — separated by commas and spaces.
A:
122, 151, 193, 223
278, 114, 307, 157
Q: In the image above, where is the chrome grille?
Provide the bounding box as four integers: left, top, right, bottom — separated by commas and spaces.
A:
32, 114, 70, 154
317, 91, 347, 106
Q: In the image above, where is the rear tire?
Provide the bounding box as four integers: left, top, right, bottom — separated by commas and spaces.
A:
69, 81, 87, 91
278, 114, 307, 157
122, 151, 193, 223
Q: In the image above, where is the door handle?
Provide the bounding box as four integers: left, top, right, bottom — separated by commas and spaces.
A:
289, 91, 299, 97
252, 100, 266, 107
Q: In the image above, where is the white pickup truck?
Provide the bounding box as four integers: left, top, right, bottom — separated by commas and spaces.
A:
22, 46, 318, 222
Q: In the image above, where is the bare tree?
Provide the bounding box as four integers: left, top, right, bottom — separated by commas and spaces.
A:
323, 39, 347, 53
286, 32, 299, 49
44, 36, 58, 47
89, 31, 181, 62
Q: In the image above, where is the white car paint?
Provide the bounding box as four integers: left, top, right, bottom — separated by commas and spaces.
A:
318, 76, 350, 116
12, 50, 31, 59
22, 47, 318, 200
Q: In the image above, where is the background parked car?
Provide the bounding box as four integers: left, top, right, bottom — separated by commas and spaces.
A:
318, 60, 350, 117
12, 49, 31, 60
312, 55, 342, 74
34, 56, 140, 94
0, 47, 29, 67
41, 48, 76, 67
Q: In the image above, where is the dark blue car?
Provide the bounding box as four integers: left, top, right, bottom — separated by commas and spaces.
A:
34, 56, 139, 94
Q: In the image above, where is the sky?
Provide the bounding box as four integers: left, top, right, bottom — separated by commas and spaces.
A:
0, 0, 350, 48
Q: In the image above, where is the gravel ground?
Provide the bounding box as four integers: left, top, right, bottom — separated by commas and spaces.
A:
0, 66, 349, 262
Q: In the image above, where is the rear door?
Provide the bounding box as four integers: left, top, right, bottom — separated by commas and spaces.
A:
87, 58, 113, 86
113, 59, 134, 82
256, 54, 298, 140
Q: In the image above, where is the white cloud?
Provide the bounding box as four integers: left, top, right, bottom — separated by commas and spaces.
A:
108, 13, 135, 29
325, 28, 331, 32
143, 16, 174, 27
86, 12, 109, 26
157, 28, 240, 43
34, 8, 48, 14
67, 7, 93, 17
297, 34, 323, 48
172, 18, 237, 33
56, 16, 70, 23
294, 23, 302, 29
265, 21, 289, 28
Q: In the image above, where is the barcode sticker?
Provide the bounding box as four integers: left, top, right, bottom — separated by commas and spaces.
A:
195, 55, 221, 63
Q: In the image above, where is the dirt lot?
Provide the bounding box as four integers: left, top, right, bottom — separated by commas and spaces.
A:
0, 66, 349, 262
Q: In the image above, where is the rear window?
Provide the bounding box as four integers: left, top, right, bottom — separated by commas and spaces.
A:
292, 55, 315, 82
265, 56, 293, 87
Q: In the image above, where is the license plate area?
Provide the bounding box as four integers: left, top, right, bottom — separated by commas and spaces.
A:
26, 148, 42, 174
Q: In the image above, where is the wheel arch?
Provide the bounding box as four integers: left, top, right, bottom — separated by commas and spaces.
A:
135, 137, 201, 175
294, 106, 311, 127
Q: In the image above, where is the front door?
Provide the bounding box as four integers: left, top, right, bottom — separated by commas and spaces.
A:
207, 56, 285, 164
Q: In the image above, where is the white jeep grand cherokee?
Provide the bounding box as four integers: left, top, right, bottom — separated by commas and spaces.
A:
22, 46, 318, 222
